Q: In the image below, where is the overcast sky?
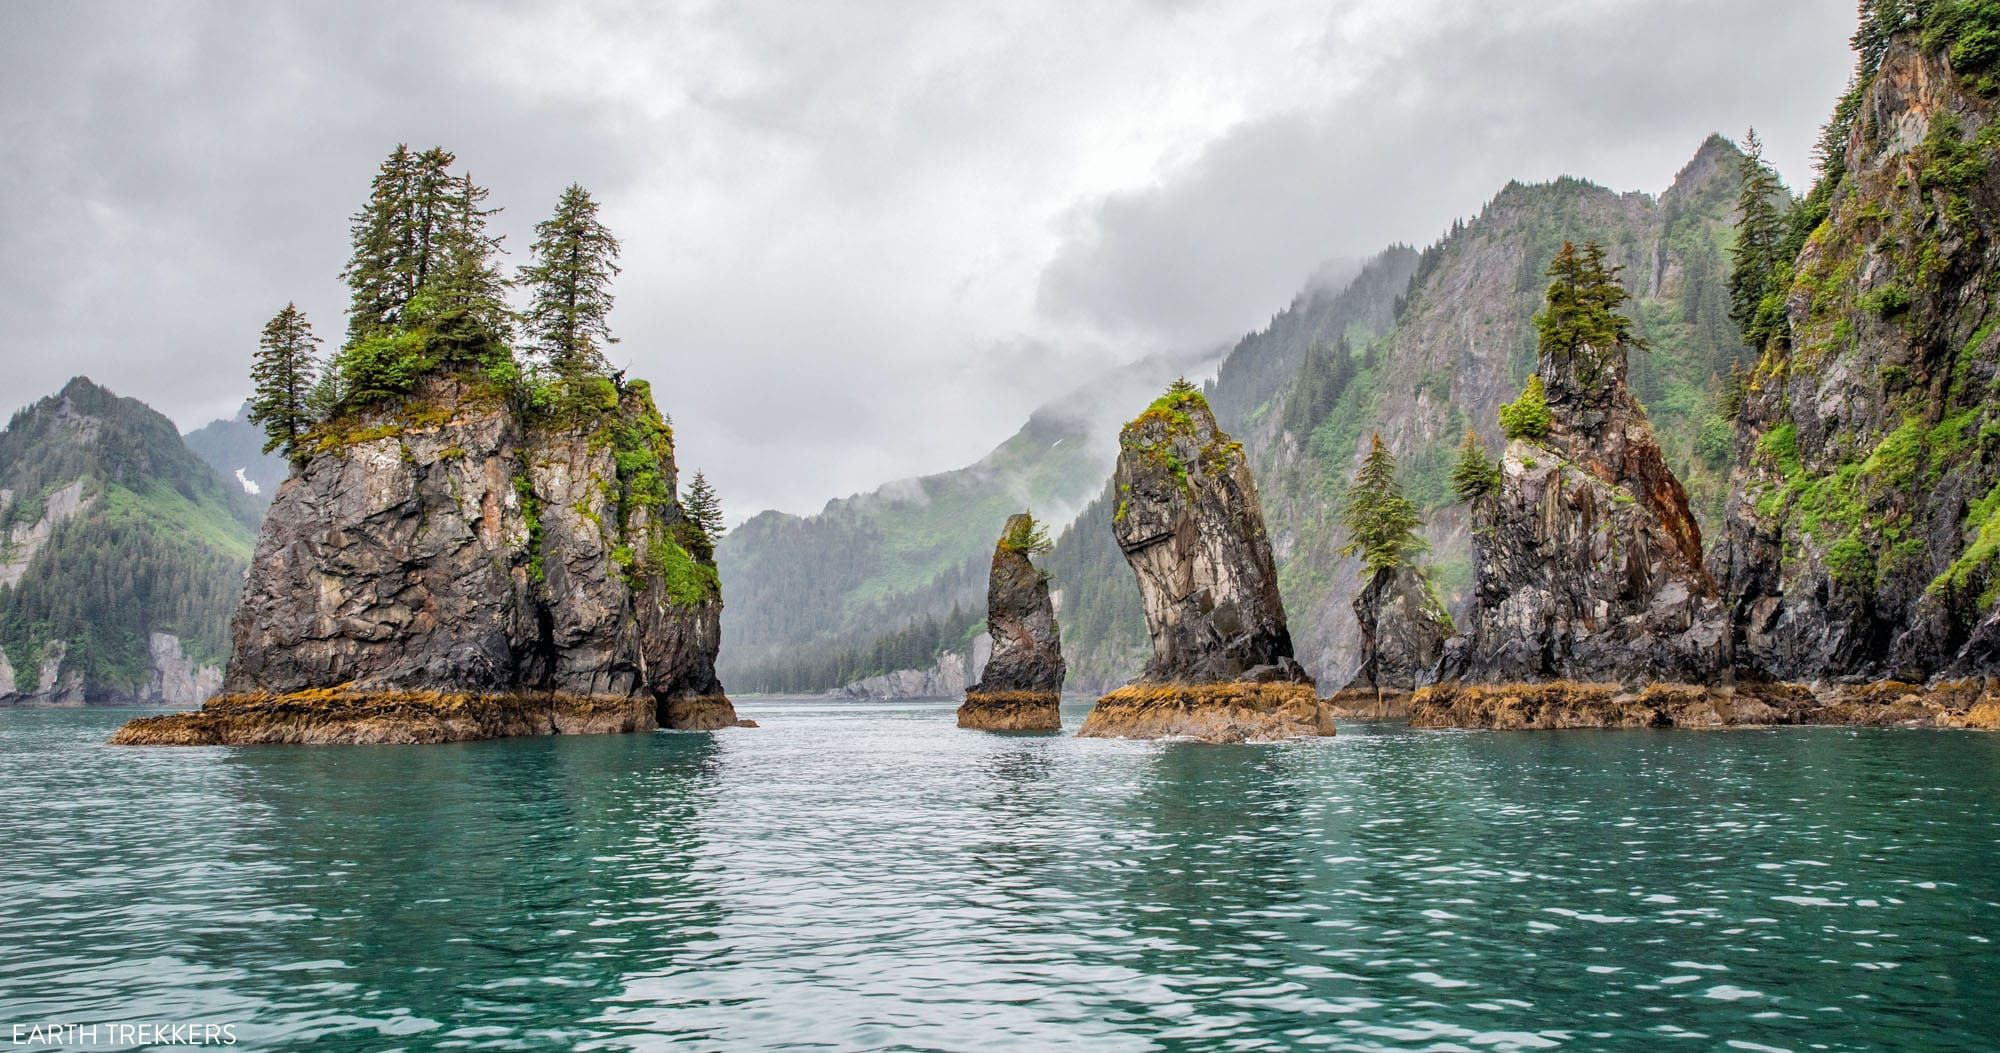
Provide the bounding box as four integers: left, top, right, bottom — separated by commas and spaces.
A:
2, 0, 1855, 516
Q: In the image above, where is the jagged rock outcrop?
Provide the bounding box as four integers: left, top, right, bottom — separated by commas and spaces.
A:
1443, 340, 1729, 690
1328, 566, 1453, 715
960, 513, 1066, 730
1720, 33, 2000, 689
114, 375, 736, 745
1078, 386, 1327, 742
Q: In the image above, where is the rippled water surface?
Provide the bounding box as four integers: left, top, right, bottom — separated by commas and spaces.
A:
3, 701, 1999, 1051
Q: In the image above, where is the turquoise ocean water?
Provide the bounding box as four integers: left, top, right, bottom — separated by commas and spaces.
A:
1, 700, 1997, 1051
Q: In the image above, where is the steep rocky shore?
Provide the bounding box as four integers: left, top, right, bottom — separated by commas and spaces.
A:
114, 375, 736, 745
959, 513, 1066, 730
1079, 384, 1329, 742
1721, 34, 2000, 687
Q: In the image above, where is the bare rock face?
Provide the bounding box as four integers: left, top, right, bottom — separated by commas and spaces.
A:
1444, 345, 1728, 690
114, 376, 735, 746
1342, 565, 1453, 694
1078, 386, 1324, 742
960, 513, 1066, 730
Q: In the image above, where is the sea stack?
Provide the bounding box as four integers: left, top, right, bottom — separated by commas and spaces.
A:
1334, 563, 1453, 711
958, 512, 1066, 730
1414, 242, 1737, 728
1078, 381, 1327, 742
113, 374, 737, 745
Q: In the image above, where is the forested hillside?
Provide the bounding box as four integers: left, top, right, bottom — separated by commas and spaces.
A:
1719, 5, 2000, 682
0, 377, 260, 704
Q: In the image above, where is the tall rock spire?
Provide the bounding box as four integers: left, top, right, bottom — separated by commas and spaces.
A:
1078, 381, 1329, 742
958, 512, 1067, 730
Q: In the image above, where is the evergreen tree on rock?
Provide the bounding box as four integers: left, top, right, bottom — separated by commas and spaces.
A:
1729, 129, 1789, 350
520, 184, 622, 376
683, 471, 725, 545
249, 303, 321, 459
1341, 433, 1425, 575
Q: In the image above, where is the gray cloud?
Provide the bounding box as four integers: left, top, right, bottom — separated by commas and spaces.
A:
2, 0, 1857, 517
1037, 0, 1857, 350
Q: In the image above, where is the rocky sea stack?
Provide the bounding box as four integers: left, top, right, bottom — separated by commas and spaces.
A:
958, 512, 1066, 730
113, 374, 736, 745
1415, 242, 1729, 728
1078, 382, 1327, 742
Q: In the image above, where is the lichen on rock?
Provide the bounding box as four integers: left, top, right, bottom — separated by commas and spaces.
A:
960, 512, 1065, 730
1078, 382, 1326, 742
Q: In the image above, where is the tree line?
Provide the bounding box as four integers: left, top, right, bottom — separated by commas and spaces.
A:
246, 144, 726, 544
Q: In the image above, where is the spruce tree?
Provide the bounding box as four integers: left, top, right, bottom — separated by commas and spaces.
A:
342, 144, 418, 345
1535, 240, 1640, 386
1450, 430, 1500, 502
1340, 433, 1425, 575
520, 184, 622, 376
249, 303, 321, 458
683, 470, 725, 542
422, 170, 511, 368
340, 145, 507, 353
1729, 129, 1789, 349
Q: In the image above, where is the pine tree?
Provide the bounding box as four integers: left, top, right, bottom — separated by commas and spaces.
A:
1534, 240, 1641, 386
520, 184, 622, 376
339, 145, 508, 355
683, 471, 725, 542
342, 144, 417, 345
1729, 130, 1789, 349
248, 303, 321, 458
1340, 433, 1425, 575
1450, 430, 1500, 502
421, 169, 512, 368
1498, 374, 1552, 440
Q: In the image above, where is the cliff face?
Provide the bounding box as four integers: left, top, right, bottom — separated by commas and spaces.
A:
1342, 566, 1453, 694
1455, 345, 1728, 686
1721, 35, 2000, 684
1079, 387, 1325, 742
116, 375, 732, 744
0, 378, 257, 707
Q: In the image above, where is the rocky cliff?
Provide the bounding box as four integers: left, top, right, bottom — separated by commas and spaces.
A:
1077, 385, 1327, 742
0, 378, 256, 707
1337, 565, 1453, 698
1447, 340, 1729, 688
960, 513, 1066, 730
114, 374, 735, 745
1721, 32, 2000, 685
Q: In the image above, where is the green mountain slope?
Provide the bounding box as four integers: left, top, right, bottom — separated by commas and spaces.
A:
0, 377, 259, 704
716, 354, 1200, 692
184, 401, 288, 509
